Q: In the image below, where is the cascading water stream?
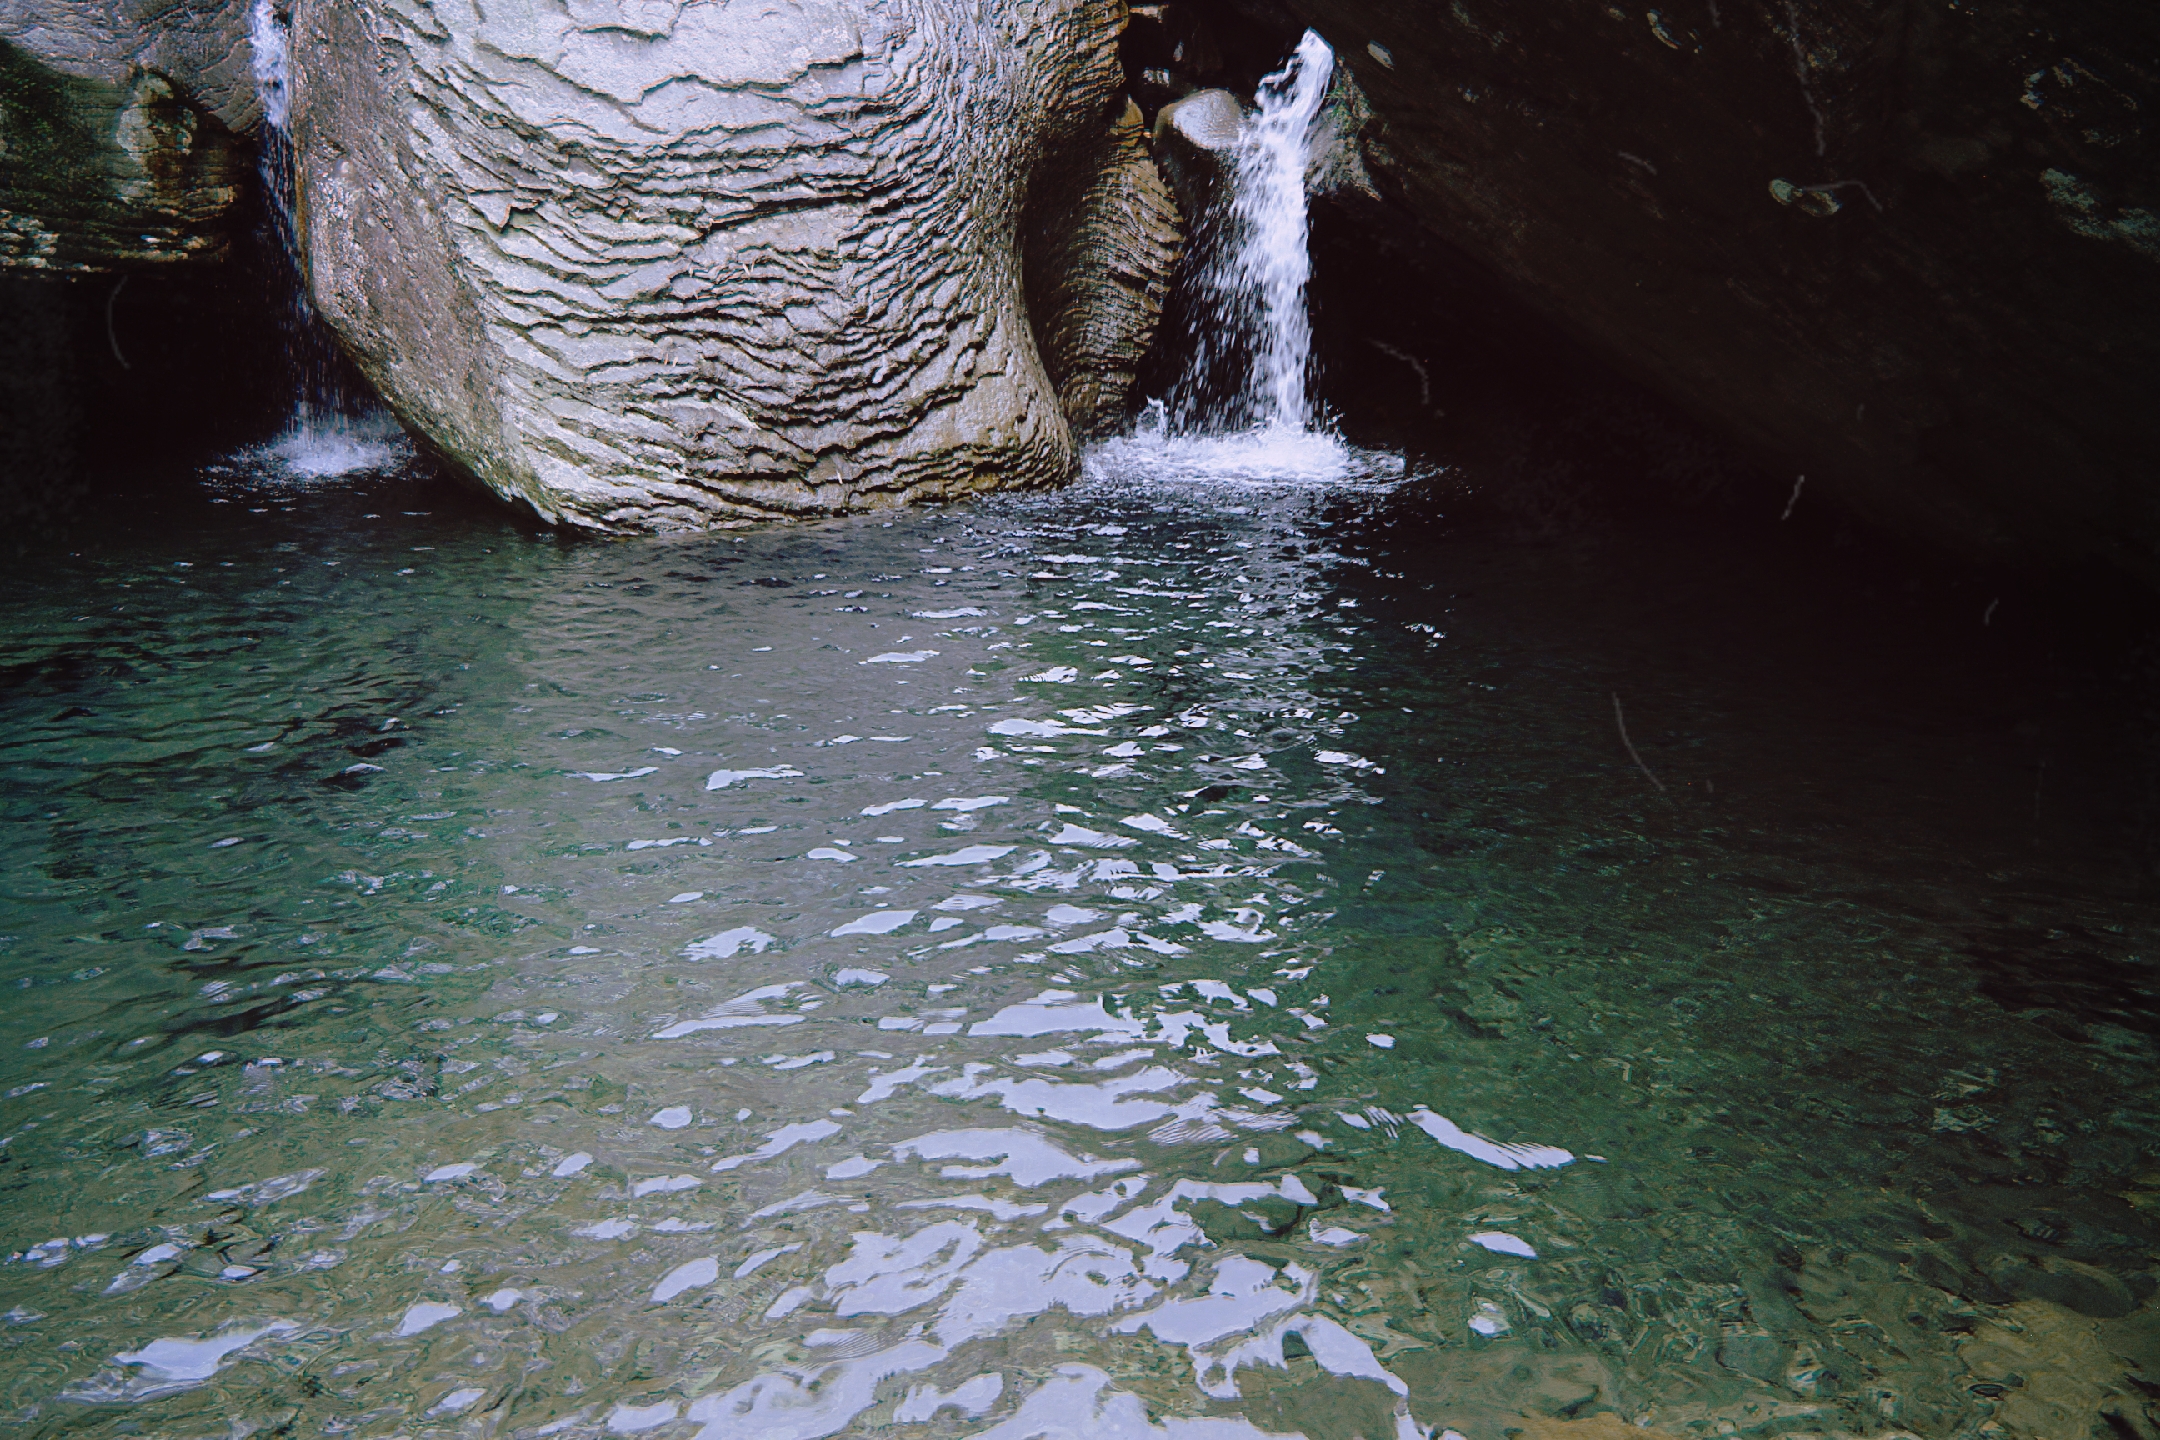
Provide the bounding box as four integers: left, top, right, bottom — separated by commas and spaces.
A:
243, 0, 404, 478
1220, 28, 1333, 433
1164, 30, 1335, 440
1097, 32, 1393, 484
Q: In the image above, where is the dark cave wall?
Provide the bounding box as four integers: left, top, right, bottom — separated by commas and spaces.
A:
1161, 0, 2160, 582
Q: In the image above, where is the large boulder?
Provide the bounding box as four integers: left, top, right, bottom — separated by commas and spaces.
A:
1183, 0, 2160, 581
288, 0, 1180, 527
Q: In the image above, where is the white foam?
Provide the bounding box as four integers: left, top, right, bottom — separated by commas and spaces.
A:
78, 1320, 298, 1402
957, 1365, 1289, 1440
834, 968, 889, 987
683, 1339, 946, 1439
1051, 824, 1137, 849
901, 845, 1017, 867
893, 1128, 1140, 1187
833, 909, 918, 937
735, 1242, 804, 1277
988, 717, 1103, 738
205, 1168, 323, 1205
896, 1373, 1004, 1422
710, 1119, 843, 1172
608, 1400, 679, 1433
856, 1058, 948, 1105
705, 765, 803, 790
969, 991, 1144, 1040
896, 1195, 1049, 1221
653, 982, 805, 1039
630, 1175, 702, 1197
927, 1065, 1192, 1130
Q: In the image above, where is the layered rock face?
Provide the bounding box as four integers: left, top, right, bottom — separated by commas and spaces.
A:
288, 0, 1179, 528
1179, 0, 2160, 580
0, 0, 254, 269
3, 0, 1179, 527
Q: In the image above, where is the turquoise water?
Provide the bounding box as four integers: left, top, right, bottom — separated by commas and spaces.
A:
3, 445, 2157, 1440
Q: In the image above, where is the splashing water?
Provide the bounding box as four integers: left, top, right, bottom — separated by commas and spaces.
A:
1086, 400, 1400, 489
241, 0, 408, 479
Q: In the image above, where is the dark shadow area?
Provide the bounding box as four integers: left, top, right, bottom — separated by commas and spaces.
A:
0, 260, 286, 543
0, 132, 403, 550
1123, 4, 2160, 887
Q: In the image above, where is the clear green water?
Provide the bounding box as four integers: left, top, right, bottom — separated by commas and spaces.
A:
3, 447, 2157, 1440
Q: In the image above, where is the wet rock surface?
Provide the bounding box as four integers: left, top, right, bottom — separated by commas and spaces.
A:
1024, 97, 1183, 439
3, 0, 1186, 527
290, 0, 1177, 529
1172, 0, 2160, 584
0, 36, 249, 270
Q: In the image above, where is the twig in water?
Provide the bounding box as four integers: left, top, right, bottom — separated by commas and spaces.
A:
1368, 339, 1432, 411
106, 274, 131, 369
1780, 474, 1805, 521
1612, 693, 1669, 797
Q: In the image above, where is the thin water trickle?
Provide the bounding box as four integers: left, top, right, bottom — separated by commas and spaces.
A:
242, 0, 408, 481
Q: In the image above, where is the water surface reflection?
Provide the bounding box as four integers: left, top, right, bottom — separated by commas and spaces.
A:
3, 447, 2157, 1440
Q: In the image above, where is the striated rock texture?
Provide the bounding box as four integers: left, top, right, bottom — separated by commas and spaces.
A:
290, 0, 1176, 528
1025, 97, 1182, 437
1181, 0, 2160, 581
0, 15, 251, 270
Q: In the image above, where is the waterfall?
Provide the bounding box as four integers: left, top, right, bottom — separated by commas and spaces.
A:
244, 0, 404, 478
1228, 29, 1333, 432
1090, 30, 1388, 484
1170, 30, 1335, 438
